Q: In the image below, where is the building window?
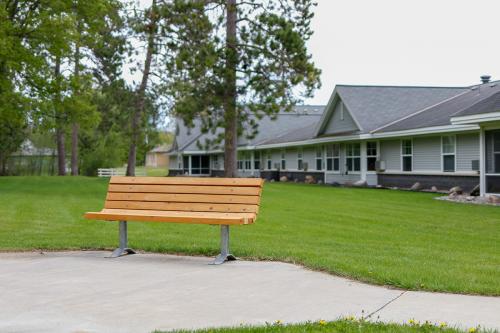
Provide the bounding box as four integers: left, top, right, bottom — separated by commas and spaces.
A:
326, 144, 340, 171
245, 152, 251, 170
297, 148, 303, 170
213, 155, 219, 169
346, 143, 361, 172
401, 139, 412, 172
281, 150, 286, 170
254, 151, 261, 170
442, 135, 456, 172
183, 156, 189, 174
366, 141, 377, 171
267, 151, 272, 170
315, 147, 323, 170
191, 155, 210, 175
237, 152, 243, 170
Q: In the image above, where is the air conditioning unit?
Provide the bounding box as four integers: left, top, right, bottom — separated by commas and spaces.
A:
375, 160, 386, 172
471, 160, 480, 171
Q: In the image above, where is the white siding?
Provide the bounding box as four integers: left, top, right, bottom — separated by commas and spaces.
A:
380, 140, 400, 171
366, 173, 378, 186
413, 136, 441, 171
303, 146, 316, 171
323, 101, 358, 135
285, 148, 298, 170
169, 155, 178, 169
457, 133, 479, 171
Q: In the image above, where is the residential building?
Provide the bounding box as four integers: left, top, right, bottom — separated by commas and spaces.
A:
168, 77, 500, 195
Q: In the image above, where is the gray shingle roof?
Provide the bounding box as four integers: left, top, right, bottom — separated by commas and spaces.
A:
172, 105, 325, 152
377, 82, 500, 132
336, 85, 468, 133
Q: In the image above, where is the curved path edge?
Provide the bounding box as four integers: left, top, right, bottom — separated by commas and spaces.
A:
0, 251, 498, 333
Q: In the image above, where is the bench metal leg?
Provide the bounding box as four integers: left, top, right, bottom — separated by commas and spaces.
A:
110, 221, 136, 258
211, 225, 236, 265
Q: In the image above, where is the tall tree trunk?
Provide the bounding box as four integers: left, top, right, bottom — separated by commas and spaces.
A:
223, 0, 238, 178
71, 122, 79, 175
126, 0, 157, 177
71, 37, 81, 176
54, 56, 66, 176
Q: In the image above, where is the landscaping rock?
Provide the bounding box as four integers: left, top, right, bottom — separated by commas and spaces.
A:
304, 175, 316, 184
410, 182, 422, 191
488, 195, 500, 204
430, 186, 438, 192
344, 181, 354, 187
279, 176, 288, 182
353, 180, 367, 187
470, 184, 480, 196
448, 186, 463, 195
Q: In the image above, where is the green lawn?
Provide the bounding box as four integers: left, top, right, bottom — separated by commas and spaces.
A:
0, 176, 499, 295
155, 319, 483, 333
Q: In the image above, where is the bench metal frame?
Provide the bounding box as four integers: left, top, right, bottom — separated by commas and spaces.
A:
110, 221, 235, 265
110, 221, 136, 258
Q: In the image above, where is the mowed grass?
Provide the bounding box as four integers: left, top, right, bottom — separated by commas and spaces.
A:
0, 176, 498, 295
156, 320, 482, 333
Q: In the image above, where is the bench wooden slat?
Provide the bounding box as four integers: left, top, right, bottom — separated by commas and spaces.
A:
110, 176, 264, 187
84, 209, 255, 225
104, 200, 259, 213
108, 184, 261, 196
106, 192, 260, 205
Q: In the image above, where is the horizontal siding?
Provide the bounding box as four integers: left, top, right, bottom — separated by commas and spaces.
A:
413, 136, 441, 171
366, 173, 378, 186
457, 133, 479, 171
323, 101, 358, 135
380, 140, 400, 171
169, 155, 178, 170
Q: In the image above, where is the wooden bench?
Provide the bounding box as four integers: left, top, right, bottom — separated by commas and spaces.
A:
84, 176, 264, 264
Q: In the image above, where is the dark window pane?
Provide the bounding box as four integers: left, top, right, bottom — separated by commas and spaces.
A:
267, 160, 271, 169
494, 154, 500, 173
316, 159, 322, 170
254, 161, 260, 170
367, 157, 377, 171
346, 158, 353, 171
281, 161, 286, 169
494, 132, 500, 152
443, 155, 455, 172
354, 157, 361, 171
191, 168, 200, 175
201, 156, 209, 168
403, 156, 412, 171
333, 159, 339, 171
192, 156, 200, 168
326, 159, 333, 171
298, 160, 303, 170
486, 175, 500, 193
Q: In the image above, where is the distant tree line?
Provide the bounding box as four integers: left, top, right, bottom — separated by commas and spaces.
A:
0, 0, 320, 177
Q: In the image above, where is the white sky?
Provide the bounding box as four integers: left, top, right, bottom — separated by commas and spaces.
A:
308, 0, 500, 104
131, 0, 500, 106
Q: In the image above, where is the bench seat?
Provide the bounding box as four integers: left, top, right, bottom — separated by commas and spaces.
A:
84, 209, 256, 225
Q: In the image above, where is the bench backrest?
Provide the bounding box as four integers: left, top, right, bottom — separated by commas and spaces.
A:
104, 176, 264, 214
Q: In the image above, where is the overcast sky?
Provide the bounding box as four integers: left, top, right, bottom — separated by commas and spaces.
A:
131, 0, 500, 106
308, 0, 500, 104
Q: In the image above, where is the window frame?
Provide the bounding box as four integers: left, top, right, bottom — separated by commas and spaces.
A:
401, 139, 413, 172
441, 135, 456, 172
297, 148, 303, 170
326, 144, 340, 172
366, 141, 378, 172
315, 147, 323, 171
266, 151, 272, 170
281, 149, 286, 170
345, 143, 361, 173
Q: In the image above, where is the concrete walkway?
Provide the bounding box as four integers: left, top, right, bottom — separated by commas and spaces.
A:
0, 251, 498, 333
